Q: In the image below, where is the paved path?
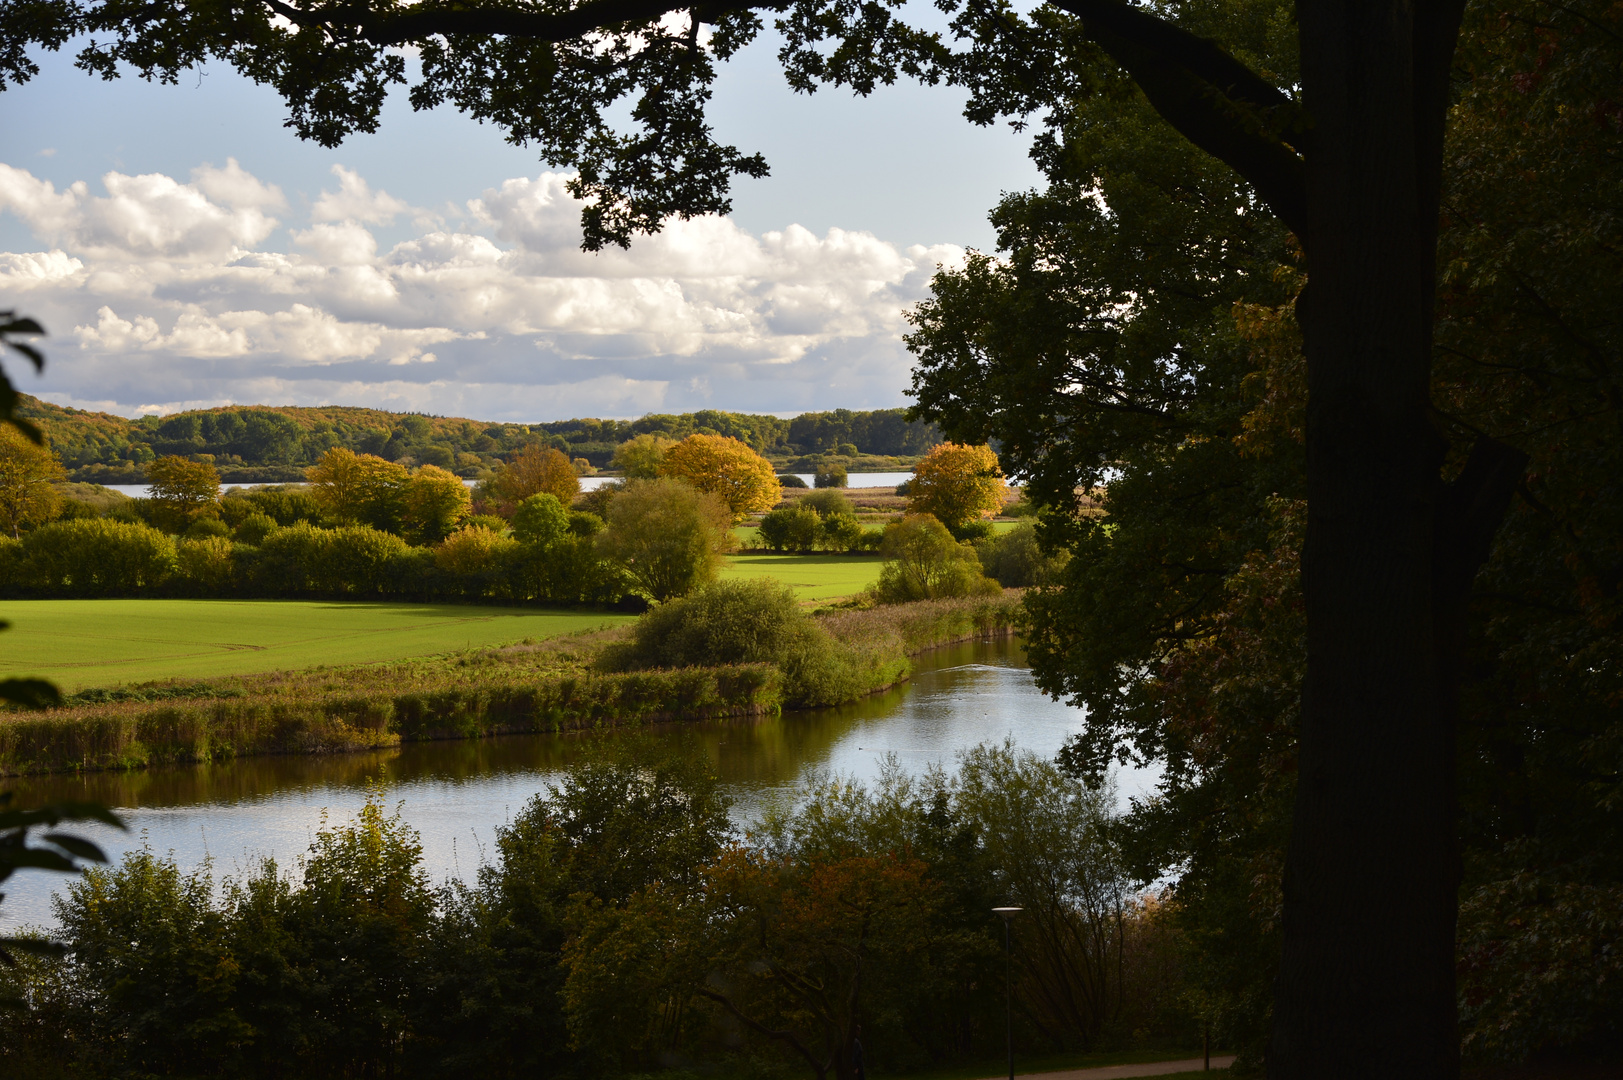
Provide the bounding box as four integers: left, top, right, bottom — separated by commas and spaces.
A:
977, 1056, 1237, 1080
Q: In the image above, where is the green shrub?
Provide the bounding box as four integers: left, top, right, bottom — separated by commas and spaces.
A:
609, 579, 887, 707
596, 478, 732, 602
243, 486, 323, 526
507, 535, 626, 605
568, 510, 604, 537
23, 518, 178, 596
614, 579, 809, 670
321, 526, 413, 595
52, 495, 101, 522
218, 491, 256, 527
814, 463, 848, 488
254, 521, 331, 594
436, 526, 520, 597
872, 514, 1000, 604
176, 536, 237, 594
573, 481, 622, 520
233, 512, 278, 545
184, 516, 232, 540
976, 522, 1068, 587
799, 489, 853, 517
778, 473, 809, 489
463, 513, 509, 534
949, 518, 994, 543
818, 512, 866, 552
512, 493, 570, 545
758, 505, 820, 552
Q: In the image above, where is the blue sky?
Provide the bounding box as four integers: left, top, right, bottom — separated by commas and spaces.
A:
0, 26, 1041, 422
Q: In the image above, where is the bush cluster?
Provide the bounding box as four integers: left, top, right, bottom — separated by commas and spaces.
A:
758, 489, 881, 553
606, 579, 890, 706
0, 515, 627, 605
0, 744, 1194, 1080
872, 514, 1002, 603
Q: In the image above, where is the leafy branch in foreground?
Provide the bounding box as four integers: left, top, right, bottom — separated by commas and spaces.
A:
0, 794, 124, 974
0, 312, 47, 445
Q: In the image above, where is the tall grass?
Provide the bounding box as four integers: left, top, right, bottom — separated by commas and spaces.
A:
0, 593, 1022, 777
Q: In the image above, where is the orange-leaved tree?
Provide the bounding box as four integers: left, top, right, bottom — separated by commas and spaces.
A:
658, 434, 779, 522
490, 444, 580, 515
906, 444, 1007, 529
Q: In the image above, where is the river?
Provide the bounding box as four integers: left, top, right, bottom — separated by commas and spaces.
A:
1, 638, 1157, 930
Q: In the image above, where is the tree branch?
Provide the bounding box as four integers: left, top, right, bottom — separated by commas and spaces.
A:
345, 0, 764, 46
694, 987, 828, 1078
1045, 0, 1309, 237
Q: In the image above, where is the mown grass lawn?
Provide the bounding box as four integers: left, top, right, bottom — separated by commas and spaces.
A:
720, 552, 886, 604
0, 600, 635, 689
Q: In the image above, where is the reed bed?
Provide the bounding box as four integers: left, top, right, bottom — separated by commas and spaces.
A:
0, 593, 1022, 776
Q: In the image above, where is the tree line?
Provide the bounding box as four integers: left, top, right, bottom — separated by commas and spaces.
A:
0, 432, 1042, 606
13, 396, 941, 484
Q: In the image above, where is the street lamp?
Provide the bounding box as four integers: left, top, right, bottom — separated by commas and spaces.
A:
992, 907, 1023, 1080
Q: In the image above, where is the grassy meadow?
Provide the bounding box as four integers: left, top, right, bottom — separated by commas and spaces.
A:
0, 600, 637, 690
0, 553, 887, 690
724, 552, 885, 602
0, 593, 1021, 775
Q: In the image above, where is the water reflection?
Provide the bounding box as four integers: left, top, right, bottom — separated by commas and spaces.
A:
4, 639, 1154, 929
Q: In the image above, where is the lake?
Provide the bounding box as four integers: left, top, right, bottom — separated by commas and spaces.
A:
97, 472, 915, 500
0, 638, 1155, 930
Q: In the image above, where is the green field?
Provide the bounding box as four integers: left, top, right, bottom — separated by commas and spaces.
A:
723, 553, 885, 603
0, 601, 637, 689
0, 557, 882, 688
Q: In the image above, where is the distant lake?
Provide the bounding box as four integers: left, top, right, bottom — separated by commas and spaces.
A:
96, 472, 914, 500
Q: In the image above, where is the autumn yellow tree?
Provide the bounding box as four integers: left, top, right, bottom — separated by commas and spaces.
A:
489, 444, 580, 515
402, 464, 472, 544
658, 434, 779, 521
305, 448, 408, 531
906, 443, 1007, 528
146, 455, 221, 533
0, 425, 64, 537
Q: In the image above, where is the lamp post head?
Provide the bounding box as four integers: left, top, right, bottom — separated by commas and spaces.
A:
992, 906, 1023, 921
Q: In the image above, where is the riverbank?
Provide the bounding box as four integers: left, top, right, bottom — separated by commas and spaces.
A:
0, 593, 1022, 776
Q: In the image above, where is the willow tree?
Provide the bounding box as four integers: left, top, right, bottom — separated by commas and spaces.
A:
2, 0, 1533, 1071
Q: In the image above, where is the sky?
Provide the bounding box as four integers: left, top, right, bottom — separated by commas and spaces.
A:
0, 24, 1043, 423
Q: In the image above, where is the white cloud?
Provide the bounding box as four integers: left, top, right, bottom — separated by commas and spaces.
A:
0, 164, 279, 261
311, 165, 410, 225
191, 159, 286, 212
0, 161, 961, 420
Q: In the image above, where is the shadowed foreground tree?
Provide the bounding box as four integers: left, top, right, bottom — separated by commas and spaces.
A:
0, 0, 1548, 1070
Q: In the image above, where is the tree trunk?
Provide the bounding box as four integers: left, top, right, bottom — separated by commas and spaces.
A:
1268, 2, 1470, 1077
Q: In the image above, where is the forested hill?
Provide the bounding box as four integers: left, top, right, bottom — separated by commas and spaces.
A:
16, 396, 940, 484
